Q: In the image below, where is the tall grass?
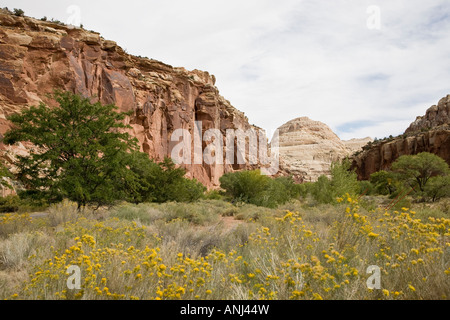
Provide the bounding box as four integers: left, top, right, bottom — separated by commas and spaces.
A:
0, 197, 447, 300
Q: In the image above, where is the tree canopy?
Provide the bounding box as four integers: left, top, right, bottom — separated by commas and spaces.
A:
3, 91, 142, 208
391, 152, 449, 191
2, 91, 206, 208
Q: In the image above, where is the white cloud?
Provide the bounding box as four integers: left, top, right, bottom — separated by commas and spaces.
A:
3, 0, 450, 140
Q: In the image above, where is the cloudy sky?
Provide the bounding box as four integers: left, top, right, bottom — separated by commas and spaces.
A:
3, 0, 450, 140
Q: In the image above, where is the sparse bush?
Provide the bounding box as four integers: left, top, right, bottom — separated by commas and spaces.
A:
12, 8, 24, 17
0, 213, 33, 239
46, 200, 80, 227
0, 232, 53, 269
111, 203, 165, 225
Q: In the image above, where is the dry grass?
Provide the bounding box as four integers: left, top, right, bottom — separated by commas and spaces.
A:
0, 196, 447, 300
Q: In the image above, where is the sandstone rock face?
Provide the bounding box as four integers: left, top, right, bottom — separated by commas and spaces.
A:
352, 95, 450, 180
405, 95, 450, 134
342, 138, 373, 152
278, 117, 371, 182
0, 10, 262, 187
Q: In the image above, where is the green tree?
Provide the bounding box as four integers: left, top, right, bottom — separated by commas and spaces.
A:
2, 91, 141, 209
0, 161, 13, 190
391, 152, 449, 192
370, 170, 397, 195
423, 175, 450, 202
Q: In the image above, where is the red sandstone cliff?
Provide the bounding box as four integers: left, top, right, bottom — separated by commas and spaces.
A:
0, 10, 263, 187
351, 95, 450, 180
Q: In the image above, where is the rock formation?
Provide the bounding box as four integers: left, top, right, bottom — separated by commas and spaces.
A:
351, 95, 450, 180
0, 9, 264, 188
405, 95, 450, 134
278, 117, 371, 182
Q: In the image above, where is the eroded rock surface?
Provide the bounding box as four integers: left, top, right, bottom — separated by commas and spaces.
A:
351, 95, 450, 180
0, 10, 263, 187
278, 117, 371, 182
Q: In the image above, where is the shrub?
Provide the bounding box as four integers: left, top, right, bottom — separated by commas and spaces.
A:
358, 180, 374, 196
219, 170, 270, 204
329, 159, 359, 196
12, 8, 24, 17
310, 159, 359, 204
423, 175, 450, 202
310, 175, 334, 204
219, 170, 300, 208
203, 190, 223, 200
0, 196, 20, 213
139, 157, 205, 203
110, 203, 165, 225
0, 213, 33, 239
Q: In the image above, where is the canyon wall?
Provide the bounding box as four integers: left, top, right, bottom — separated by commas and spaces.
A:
0, 10, 263, 188
351, 95, 450, 180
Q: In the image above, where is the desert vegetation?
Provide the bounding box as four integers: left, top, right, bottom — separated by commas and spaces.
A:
0, 92, 448, 300
0, 196, 448, 300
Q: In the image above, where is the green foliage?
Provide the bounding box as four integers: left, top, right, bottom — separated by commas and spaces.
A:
423, 175, 450, 202
148, 157, 206, 203
219, 170, 269, 203
219, 170, 300, 208
310, 159, 359, 204
203, 189, 223, 200
367, 153, 449, 203
0, 195, 20, 213
0, 194, 48, 213
13, 8, 24, 16
310, 175, 334, 204
2, 91, 205, 208
0, 161, 13, 190
124, 153, 205, 204
329, 159, 359, 196
370, 170, 397, 195
391, 152, 449, 192
358, 180, 374, 196
3, 91, 141, 208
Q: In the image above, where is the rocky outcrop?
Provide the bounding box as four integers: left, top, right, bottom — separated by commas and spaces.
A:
405, 95, 450, 134
278, 117, 371, 182
0, 10, 263, 187
351, 95, 450, 180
